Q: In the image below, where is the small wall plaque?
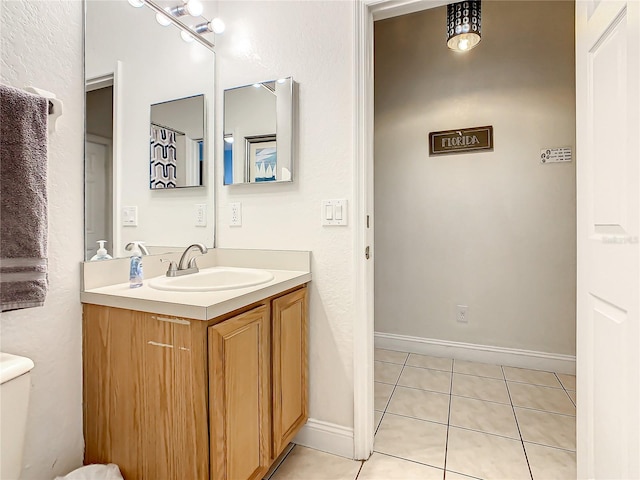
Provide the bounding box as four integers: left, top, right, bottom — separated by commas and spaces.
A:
429, 126, 493, 155
540, 147, 572, 164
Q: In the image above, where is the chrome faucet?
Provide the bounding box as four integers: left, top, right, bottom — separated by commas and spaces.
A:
163, 243, 208, 277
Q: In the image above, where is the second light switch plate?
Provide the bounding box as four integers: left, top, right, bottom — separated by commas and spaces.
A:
321, 199, 347, 226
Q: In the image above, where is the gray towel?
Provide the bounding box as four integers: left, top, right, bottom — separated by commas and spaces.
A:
0, 84, 49, 312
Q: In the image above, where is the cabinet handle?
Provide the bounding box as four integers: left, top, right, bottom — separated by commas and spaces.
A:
148, 341, 173, 349
151, 315, 190, 325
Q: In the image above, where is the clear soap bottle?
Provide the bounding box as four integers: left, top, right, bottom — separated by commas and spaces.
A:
90, 240, 113, 261
129, 242, 144, 288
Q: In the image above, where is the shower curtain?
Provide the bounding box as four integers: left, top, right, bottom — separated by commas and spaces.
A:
150, 124, 178, 188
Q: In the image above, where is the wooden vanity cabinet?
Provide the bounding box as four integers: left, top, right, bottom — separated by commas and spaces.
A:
83, 285, 308, 480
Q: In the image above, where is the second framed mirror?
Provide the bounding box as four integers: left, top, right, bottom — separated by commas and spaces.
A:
223, 77, 294, 185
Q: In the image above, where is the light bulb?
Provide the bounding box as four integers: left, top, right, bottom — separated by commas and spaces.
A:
156, 9, 172, 26
185, 0, 203, 17
458, 38, 470, 51
127, 0, 145, 7
210, 17, 225, 34
181, 30, 195, 42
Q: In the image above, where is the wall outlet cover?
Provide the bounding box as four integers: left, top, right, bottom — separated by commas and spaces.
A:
229, 202, 242, 227
456, 304, 469, 324
195, 204, 207, 227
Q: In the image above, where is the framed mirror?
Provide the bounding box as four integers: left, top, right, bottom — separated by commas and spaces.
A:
84, 0, 215, 260
150, 94, 205, 189
223, 77, 294, 185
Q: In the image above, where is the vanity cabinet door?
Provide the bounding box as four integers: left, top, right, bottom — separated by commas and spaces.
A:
271, 287, 308, 458
208, 305, 271, 480
83, 305, 209, 480
141, 314, 208, 480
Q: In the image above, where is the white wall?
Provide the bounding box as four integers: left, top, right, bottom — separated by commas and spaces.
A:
86, 0, 215, 256
0, 1, 85, 478
374, 2, 576, 355
215, 0, 355, 431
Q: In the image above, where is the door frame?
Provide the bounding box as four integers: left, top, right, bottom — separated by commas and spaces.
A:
352, 0, 448, 460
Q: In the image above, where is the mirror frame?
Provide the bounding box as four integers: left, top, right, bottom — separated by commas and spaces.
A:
223, 77, 295, 185
149, 93, 206, 190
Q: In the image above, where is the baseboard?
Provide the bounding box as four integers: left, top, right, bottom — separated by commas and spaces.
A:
375, 332, 576, 374
293, 418, 354, 459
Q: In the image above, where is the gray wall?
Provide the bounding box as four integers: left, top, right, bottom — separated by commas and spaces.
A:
86, 86, 113, 139
374, 1, 576, 355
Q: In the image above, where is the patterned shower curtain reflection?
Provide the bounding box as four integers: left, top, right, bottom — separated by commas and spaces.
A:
150, 124, 178, 188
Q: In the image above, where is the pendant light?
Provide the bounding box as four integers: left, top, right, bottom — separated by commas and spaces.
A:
447, 1, 481, 52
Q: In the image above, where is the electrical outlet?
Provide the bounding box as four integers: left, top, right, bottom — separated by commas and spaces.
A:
456, 304, 468, 324
229, 202, 242, 226
195, 204, 206, 227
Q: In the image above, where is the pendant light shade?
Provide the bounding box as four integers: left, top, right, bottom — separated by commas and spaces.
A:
447, 1, 481, 52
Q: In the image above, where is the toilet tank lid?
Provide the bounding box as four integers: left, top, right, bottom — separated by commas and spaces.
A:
0, 352, 35, 384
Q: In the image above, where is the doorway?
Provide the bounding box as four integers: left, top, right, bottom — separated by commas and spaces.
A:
85, 85, 114, 260
354, 0, 640, 477
370, 2, 576, 477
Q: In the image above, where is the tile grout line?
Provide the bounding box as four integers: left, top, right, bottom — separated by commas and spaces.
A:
442, 359, 454, 479
353, 459, 365, 480
376, 351, 410, 436
554, 372, 577, 408
369, 451, 447, 472
512, 404, 576, 418
502, 365, 534, 480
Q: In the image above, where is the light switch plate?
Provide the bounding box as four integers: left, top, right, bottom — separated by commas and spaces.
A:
122, 206, 138, 226
321, 199, 347, 226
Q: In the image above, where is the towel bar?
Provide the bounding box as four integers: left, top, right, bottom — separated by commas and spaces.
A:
24, 86, 63, 133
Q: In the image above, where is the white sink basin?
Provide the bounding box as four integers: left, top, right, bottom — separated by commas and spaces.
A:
148, 266, 275, 292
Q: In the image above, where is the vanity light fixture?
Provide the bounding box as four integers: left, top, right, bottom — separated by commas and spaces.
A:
180, 19, 225, 43
137, 0, 222, 51
128, 0, 145, 7
180, 30, 195, 43
446, 1, 481, 52
168, 0, 204, 18
156, 8, 173, 26
191, 18, 226, 35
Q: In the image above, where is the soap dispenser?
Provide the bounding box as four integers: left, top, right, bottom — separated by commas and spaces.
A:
129, 242, 144, 288
90, 240, 113, 261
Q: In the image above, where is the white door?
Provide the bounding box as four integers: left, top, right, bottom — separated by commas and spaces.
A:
85, 137, 112, 259
576, 1, 640, 478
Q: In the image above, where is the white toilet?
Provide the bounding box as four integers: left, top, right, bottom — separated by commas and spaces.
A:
0, 352, 35, 480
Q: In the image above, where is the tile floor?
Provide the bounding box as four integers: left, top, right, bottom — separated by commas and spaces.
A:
266, 349, 576, 480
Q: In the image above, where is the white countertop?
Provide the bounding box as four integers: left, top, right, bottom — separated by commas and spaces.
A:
82, 269, 311, 320
80, 249, 312, 321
